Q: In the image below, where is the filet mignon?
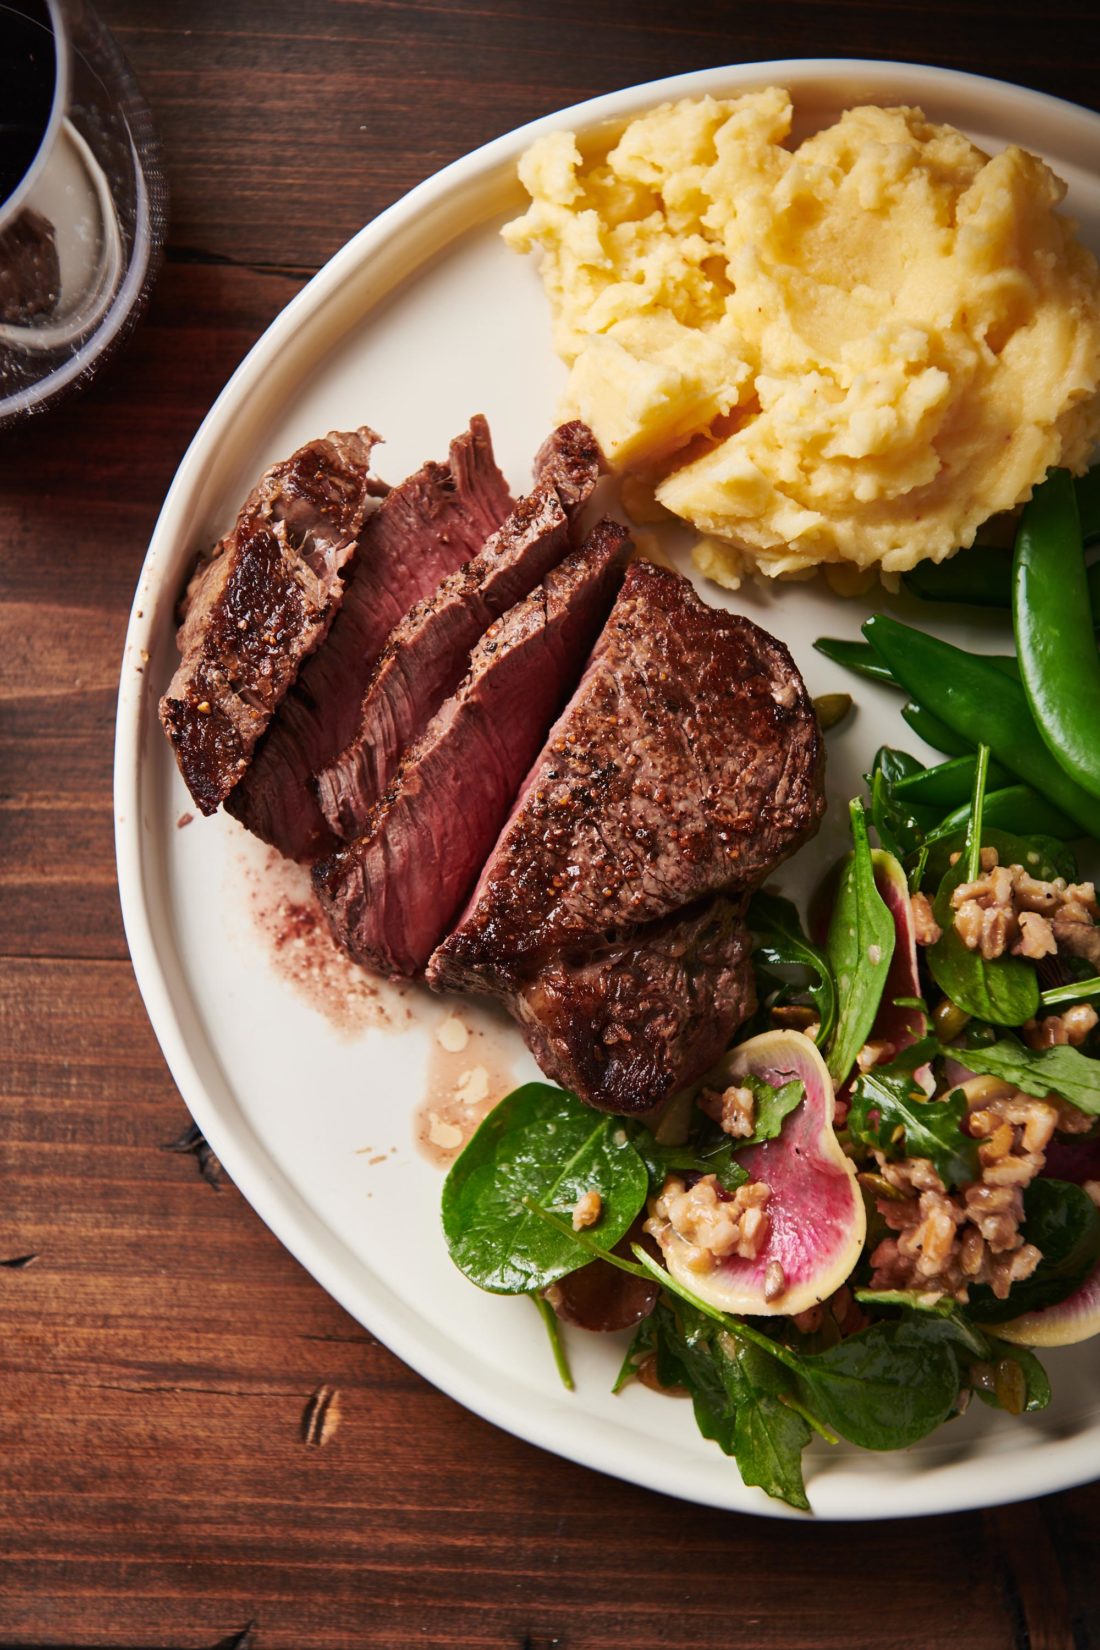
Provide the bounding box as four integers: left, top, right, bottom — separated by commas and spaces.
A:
225, 416, 513, 861
312, 519, 632, 977
159, 427, 380, 815
315, 421, 600, 841
428, 560, 825, 1113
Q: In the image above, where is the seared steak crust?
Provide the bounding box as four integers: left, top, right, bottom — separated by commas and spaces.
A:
315, 422, 600, 841
428, 561, 825, 1112
226, 416, 513, 861
159, 427, 380, 815
312, 519, 631, 977
512, 898, 756, 1115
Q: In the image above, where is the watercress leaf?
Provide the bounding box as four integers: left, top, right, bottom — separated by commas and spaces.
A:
955, 1033, 1100, 1115
793, 1318, 960, 1450
927, 854, 1039, 1026
442, 1083, 648, 1293
967, 1179, 1100, 1323
748, 890, 838, 1048
848, 1065, 979, 1187
826, 798, 897, 1085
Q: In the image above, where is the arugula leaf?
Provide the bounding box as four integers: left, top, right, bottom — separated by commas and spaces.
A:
956, 1033, 1100, 1115
441, 1083, 648, 1293
630, 1127, 749, 1196
848, 1066, 980, 1188
741, 1075, 805, 1145
748, 890, 838, 1048
826, 798, 897, 1085
793, 1318, 961, 1450
966, 1179, 1100, 1323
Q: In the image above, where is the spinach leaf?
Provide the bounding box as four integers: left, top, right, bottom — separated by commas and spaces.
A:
971, 1343, 1052, 1415
956, 1033, 1100, 1115
852, 1296, 1052, 1413
926, 745, 1040, 1026
967, 1179, 1100, 1323
826, 798, 897, 1085
792, 1318, 961, 1450
922, 826, 1075, 898
927, 859, 1040, 1026
748, 890, 838, 1048
848, 1065, 980, 1188
442, 1083, 648, 1293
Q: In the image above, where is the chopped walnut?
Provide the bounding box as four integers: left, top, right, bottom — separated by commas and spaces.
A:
950, 860, 1097, 962
644, 1174, 771, 1274
699, 1083, 755, 1139
571, 1189, 603, 1230
869, 1079, 1090, 1303
911, 891, 942, 946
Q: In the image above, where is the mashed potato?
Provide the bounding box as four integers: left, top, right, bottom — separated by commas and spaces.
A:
504, 89, 1100, 581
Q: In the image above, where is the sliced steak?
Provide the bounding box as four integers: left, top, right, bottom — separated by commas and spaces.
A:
312, 519, 631, 977
315, 422, 601, 840
226, 416, 513, 861
428, 560, 825, 1112
160, 427, 380, 815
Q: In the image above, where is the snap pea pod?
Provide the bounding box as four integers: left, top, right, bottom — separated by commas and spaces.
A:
902, 466, 1100, 607
900, 702, 974, 758
894, 753, 1011, 807
1013, 469, 1100, 805
813, 637, 898, 685
863, 615, 1099, 836
923, 784, 1080, 845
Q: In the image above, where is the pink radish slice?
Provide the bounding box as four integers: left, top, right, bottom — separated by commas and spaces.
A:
997, 1258, 1100, 1348
870, 850, 928, 1062
654, 1031, 865, 1317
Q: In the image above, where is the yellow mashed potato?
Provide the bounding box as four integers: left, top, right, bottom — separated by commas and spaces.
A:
503, 89, 1100, 582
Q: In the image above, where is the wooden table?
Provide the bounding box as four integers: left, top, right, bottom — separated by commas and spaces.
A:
2, 4, 1098, 1644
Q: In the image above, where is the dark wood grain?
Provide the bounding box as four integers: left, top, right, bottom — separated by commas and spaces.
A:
2, 2, 1099, 1645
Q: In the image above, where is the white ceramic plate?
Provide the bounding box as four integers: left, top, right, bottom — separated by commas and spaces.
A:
115, 59, 1100, 1519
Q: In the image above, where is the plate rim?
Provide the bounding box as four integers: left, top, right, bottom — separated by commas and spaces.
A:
115, 56, 1100, 1521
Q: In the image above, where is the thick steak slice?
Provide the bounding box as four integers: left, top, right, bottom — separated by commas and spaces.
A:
312, 519, 631, 976
226, 416, 513, 861
160, 427, 380, 815
315, 422, 601, 840
428, 560, 825, 1112
511, 898, 755, 1115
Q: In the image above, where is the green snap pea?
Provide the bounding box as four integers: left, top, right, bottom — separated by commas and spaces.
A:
923, 784, 1080, 845
863, 615, 1099, 836
813, 637, 898, 685
899, 701, 974, 758
1013, 469, 1100, 805
894, 753, 1011, 807
902, 466, 1100, 608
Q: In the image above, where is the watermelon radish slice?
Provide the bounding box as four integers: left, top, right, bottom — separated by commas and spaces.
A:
996, 1258, 1100, 1348
871, 849, 928, 1064
654, 1030, 866, 1316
